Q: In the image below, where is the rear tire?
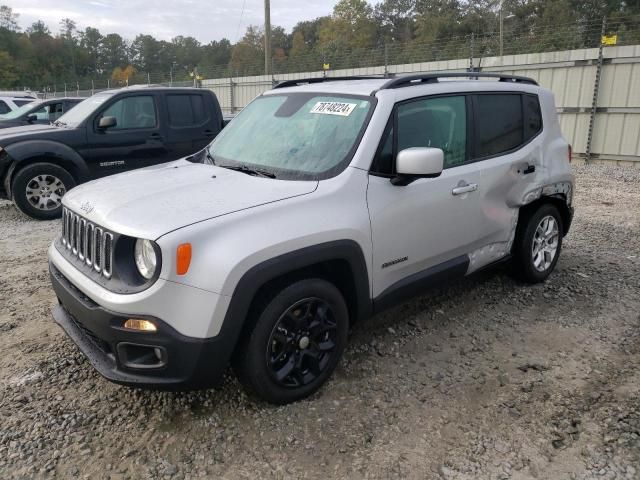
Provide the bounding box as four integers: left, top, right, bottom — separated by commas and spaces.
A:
11, 162, 75, 220
233, 278, 349, 404
512, 203, 563, 283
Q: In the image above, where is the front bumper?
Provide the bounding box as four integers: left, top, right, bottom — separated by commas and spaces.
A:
50, 264, 233, 389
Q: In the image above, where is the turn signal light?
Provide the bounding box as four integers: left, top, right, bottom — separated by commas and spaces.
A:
123, 319, 157, 332
176, 243, 192, 275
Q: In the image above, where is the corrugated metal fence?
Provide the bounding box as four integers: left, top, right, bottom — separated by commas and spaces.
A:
203, 45, 640, 166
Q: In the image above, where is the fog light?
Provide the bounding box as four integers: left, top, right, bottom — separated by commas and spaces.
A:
123, 319, 157, 332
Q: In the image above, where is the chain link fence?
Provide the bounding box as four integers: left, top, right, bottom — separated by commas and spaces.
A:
10, 14, 636, 99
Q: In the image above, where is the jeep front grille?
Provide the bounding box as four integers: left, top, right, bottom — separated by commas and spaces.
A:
61, 207, 113, 278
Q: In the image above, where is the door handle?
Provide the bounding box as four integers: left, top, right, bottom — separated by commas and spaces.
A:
523, 164, 536, 174
452, 183, 478, 196
149, 133, 163, 141
203, 129, 216, 137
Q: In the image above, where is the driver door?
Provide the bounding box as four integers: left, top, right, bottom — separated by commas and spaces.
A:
83, 94, 171, 179
367, 95, 486, 300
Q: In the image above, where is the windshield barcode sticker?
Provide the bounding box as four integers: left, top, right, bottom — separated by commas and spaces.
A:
310, 102, 357, 116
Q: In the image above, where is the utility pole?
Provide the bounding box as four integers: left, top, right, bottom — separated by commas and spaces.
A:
264, 0, 272, 75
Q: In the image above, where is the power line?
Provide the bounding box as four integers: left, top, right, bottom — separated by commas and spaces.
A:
235, 0, 248, 42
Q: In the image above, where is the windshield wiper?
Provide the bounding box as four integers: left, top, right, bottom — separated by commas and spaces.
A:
205, 150, 217, 165
52, 120, 67, 127
218, 164, 277, 179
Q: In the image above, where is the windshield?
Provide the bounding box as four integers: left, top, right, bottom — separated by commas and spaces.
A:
208, 93, 374, 180
54, 93, 111, 127
0, 102, 41, 120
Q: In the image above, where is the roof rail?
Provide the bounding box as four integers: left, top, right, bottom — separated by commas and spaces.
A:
273, 75, 392, 90
378, 72, 538, 90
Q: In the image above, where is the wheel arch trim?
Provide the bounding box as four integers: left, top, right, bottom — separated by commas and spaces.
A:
3, 140, 89, 196
219, 240, 371, 361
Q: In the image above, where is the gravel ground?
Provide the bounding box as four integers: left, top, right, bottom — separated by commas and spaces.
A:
0, 164, 639, 480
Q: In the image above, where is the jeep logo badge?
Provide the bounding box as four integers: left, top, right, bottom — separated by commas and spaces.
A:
80, 201, 94, 214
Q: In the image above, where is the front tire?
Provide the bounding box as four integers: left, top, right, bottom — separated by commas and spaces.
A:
11, 162, 76, 220
234, 278, 349, 404
512, 203, 563, 283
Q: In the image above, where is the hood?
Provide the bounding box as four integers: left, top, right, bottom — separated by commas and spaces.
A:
0, 124, 64, 143
63, 160, 318, 239
0, 119, 24, 130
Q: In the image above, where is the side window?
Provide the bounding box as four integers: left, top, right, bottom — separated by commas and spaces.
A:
48, 102, 64, 121
14, 100, 33, 107
167, 94, 207, 127
523, 94, 542, 142
475, 94, 523, 157
100, 96, 157, 130
32, 105, 50, 120
0, 101, 10, 114
371, 125, 394, 174
397, 95, 467, 168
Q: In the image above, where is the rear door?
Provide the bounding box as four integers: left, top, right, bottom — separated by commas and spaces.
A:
466, 92, 544, 272
83, 93, 171, 178
164, 92, 218, 158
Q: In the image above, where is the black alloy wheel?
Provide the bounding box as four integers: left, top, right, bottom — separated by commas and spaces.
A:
234, 278, 349, 404
266, 297, 338, 388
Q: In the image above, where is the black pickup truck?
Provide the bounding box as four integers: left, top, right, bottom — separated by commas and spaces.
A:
0, 86, 224, 219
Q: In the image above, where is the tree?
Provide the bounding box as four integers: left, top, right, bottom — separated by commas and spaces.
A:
130, 34, 162, 72
26, 21, 50, 37
291, 17, 327, 51
59, 18, 78, 76
0, 50, 18, 86
171, 36, 203, 70
375, 0, 417, 43
101, 33, 128, 71
0, 5, 19, 31
200, 39, 232, 75
80, 27, 104, 75
230, 25, 264, 74
290, 31, 308, 57
318, 0, 377, 51
111, 65, 136, 86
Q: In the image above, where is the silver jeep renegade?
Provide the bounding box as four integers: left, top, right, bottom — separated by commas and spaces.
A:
48, 73, 574, 404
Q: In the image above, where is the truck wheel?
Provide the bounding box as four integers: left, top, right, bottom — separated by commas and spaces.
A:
234, 278, 349, 404
11, 163, 75, 220
512, 203, 563, 283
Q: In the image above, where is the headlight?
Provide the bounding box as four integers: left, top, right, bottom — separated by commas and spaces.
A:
134, 239, 157, 280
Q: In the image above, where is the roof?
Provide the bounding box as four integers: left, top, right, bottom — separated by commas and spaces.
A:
40, 97, 85, 102
265, 78, 390, 97
266, 72, 541, 97
102, 85, 205, 94
0, 91, 37, 99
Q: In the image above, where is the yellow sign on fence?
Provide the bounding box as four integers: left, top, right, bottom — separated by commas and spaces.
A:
601, 35, 618, 45
323, 63, 331, 70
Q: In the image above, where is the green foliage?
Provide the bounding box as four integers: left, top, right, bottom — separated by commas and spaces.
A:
0, 50, 17, 85
0, 2, 638, 89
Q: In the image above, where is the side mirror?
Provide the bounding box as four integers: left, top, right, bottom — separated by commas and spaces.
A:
392, 147, 444, 186
98, 116, 117, 129
26, 114, 37, 123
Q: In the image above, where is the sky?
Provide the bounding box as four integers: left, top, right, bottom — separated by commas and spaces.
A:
5, 0, 342, 43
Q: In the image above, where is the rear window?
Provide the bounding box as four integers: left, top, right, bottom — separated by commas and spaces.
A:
476, 94, 524, 157
0, 101, 10, 114
14, 99, 34, 107
523, 94, 543, 142
167, 94, 208, 127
